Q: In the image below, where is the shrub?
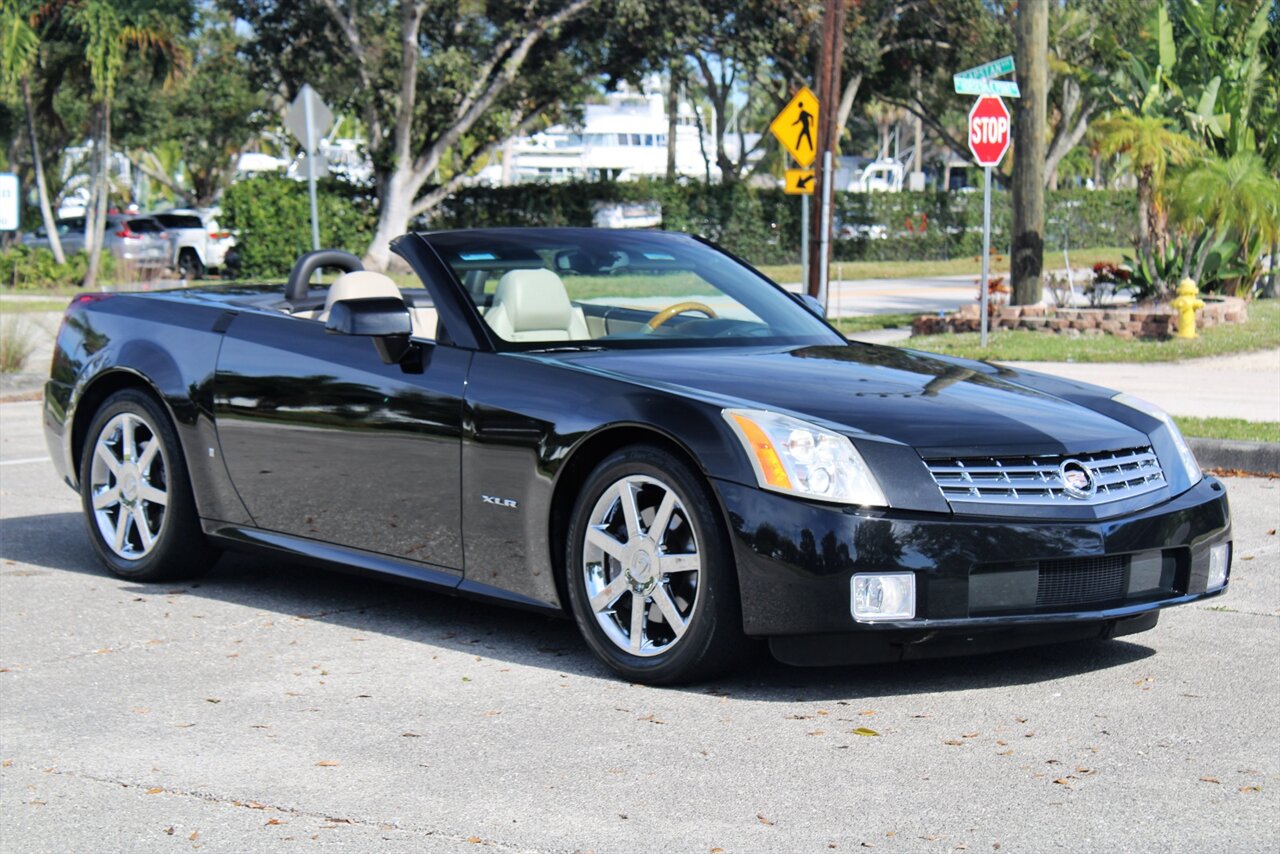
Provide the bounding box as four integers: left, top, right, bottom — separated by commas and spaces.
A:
0, 245, 114, 290
221, 174, 377, 278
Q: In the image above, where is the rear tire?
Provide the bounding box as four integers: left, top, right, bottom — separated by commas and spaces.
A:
177, 249, 205, 280
78, 389, 219, 581
566, 444, 752, 684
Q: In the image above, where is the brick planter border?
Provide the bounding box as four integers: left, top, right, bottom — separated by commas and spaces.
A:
912, 297, 1249, 340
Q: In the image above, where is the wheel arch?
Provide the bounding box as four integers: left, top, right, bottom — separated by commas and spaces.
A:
546, 423, 732, 614
69, 369, 174, 488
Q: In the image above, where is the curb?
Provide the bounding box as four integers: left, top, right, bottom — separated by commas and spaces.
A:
1188, 437, 1280, 476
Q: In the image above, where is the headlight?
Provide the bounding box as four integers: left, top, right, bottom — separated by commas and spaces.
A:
1112, 393, 1202, 487
723, 408, 888, 506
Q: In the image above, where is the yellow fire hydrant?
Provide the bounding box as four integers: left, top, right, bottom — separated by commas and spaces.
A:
1171, 278, 1205, 339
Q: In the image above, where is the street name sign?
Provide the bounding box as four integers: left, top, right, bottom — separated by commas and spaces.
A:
954, 55, 1015, 80
769, 87, 820, 167
953, 54, 1019, 98
968, 96, 1011, 167
0, 173, 18, 231
954, 77, 1020, 98
784, 169, 815, 194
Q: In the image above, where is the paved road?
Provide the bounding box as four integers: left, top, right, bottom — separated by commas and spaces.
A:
1, 398, 1278, 854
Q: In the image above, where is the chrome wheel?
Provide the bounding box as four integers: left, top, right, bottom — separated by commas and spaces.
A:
88, 412, 169, 560
582, 474, 701, 657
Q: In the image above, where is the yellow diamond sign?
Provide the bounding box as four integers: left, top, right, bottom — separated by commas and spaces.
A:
784, 169, 815, 194
770, 86, 820, 167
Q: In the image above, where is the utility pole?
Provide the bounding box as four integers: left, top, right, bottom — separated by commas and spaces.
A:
1011, 0, 1048, 305
806, 0, 845, 303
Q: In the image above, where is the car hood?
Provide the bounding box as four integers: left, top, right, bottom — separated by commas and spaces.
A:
548, 344, 1147, 455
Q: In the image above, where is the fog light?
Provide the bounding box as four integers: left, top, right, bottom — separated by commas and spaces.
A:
1208, 542, 1231, 590
851, 572, 915, 622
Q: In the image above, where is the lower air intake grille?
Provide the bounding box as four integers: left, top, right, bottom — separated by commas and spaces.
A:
1036, 555, 1127, 607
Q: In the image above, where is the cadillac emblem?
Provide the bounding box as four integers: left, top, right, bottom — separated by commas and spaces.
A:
1059, 459, 1096, 499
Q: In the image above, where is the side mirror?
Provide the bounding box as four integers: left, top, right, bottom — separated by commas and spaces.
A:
325, 296, 416, 365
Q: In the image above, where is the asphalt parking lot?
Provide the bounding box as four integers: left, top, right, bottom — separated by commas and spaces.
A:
1, 397, 1277, 853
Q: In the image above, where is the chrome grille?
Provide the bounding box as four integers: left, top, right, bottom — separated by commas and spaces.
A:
925, 446, 1166, 506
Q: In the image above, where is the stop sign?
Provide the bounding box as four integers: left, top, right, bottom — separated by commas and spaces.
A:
968, 95, 1011, 167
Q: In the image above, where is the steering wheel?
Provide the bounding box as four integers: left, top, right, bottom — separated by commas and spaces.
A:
647, 301, 719, 330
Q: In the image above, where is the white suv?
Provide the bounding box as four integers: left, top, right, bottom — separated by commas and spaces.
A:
151, 208, 237, 278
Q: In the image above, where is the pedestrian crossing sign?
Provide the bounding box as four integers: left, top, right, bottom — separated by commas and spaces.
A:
770, 87, 820, 168
784, 169, 815, 194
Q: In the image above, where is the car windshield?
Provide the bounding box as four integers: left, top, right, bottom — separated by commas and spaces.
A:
423, 229, 841, 350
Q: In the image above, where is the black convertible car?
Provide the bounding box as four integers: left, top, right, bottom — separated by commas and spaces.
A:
44, 228, 1231, 683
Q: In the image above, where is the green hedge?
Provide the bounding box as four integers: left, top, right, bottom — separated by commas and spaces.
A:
220, 174, 377, 277
430, 181, 1134, 264
220, 174, 1136, 271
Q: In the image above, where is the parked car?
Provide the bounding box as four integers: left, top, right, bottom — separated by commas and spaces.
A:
151, 208, 237, 279
43, 228, 1232, 684
22, 214, 172, 271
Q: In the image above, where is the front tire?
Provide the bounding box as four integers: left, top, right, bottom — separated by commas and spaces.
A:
566, 445, 751, 684
79, 389, 219, 581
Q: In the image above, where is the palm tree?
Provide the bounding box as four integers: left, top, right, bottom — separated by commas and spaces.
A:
1169, 151, 1280, 292
44, 0, 188, 289
1091, 112, 1199, 260
0, 0, 64, 263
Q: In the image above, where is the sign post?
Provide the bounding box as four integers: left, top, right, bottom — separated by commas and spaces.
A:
0, 173, 19, 232
966, 94, 1012, 348
770, 87, 821, 299
285, 84, 335, 252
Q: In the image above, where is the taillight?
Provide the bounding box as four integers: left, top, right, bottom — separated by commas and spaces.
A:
209, 231, 230, 239
72, 293, 113, 305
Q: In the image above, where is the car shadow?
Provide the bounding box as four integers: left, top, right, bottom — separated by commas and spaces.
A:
1, 512, 1156, 701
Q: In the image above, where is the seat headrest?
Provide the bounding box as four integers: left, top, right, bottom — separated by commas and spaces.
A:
494, 269, 574, 332
323, 270, 403, 313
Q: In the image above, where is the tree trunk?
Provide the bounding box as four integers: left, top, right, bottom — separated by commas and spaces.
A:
83, 100, 111, 290
666, 67, 679, 180
1010, 0, 1048, 305
21, 76, 65, 265
84, 105, 102, 258
1136, 173, 1153, 259
363, 168, 417, 272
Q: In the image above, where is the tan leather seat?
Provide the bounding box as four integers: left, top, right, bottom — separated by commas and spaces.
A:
316, 271, 438, 339
485, 269, 589, 342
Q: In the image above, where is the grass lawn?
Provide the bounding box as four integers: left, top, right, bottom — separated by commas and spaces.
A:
899, 299, 1280, 363
756, 246, 1130, 284
1174, 417, 1280, 443
0, 298, 73, 314
831, 313, 919, 334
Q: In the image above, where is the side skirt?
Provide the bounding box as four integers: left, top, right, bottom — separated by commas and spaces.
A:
202, 521, 564, 617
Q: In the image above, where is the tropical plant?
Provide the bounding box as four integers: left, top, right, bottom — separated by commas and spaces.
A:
0, 315, 39, 373
0, 0, 64, 263
1091, 111, 1199, 267
1168, 151, 1280, 295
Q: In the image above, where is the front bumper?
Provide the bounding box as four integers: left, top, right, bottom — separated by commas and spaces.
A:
713, 475, 1231, 664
